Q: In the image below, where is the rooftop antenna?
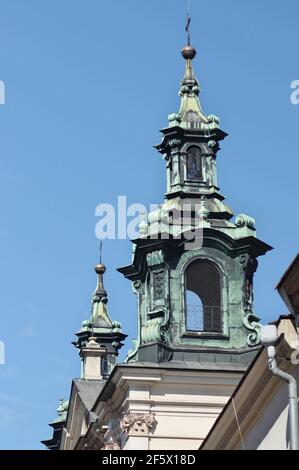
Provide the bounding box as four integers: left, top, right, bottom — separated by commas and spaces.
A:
186, 0, 191, 46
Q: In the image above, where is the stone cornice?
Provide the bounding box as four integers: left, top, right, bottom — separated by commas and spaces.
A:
92, 364, 244, 415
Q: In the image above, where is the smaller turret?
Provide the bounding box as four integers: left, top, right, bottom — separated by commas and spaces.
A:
74, 254, 127, 378
41, 399, 69, 450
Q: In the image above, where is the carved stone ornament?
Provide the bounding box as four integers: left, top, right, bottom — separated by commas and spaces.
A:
239, 254, 261, 346
133, 280, 142, 290
239, 255, 257, 309
236, 214, 256, 231
141, 317, 169, 344
207, 114, 220, 124
146, 250, 164, 267
208, 139, 217, 149
120, 413, 155, 436
102, 441, 121, 450
168, 139, 182, 149
153, 270, 165, 300
239, 254, 258, 275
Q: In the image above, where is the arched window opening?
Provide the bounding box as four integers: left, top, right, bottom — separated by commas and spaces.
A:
185, 260, 222, 333
186, 146, 202, 181
186, 290, 204, 331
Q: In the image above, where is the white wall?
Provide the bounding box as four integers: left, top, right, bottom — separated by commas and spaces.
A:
103, 369, 242, 450
243, 368, 299, 450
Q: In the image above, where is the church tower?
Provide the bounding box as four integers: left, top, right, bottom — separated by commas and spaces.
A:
118, 41, 272, 367
44, 20, 273, 451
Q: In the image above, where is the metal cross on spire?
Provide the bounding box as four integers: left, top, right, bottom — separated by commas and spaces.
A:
99, 240, 103, 264
185, 0, 191, 46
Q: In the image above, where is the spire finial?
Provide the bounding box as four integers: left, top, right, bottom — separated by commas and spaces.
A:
90, 246, 112, 327
171, 9, 209, 130
94, 242, 107, 300
99, 240, 103, 264
182, 2, 196, 62
57, 398, 64, 417
186, 0, 191, 47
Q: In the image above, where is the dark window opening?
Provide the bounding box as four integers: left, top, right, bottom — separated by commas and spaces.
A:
185, 260, 222, 333
186, 146, 202, 180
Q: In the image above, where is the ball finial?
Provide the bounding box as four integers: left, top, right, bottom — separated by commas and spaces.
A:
95, 263, 106, 275
181, 45, 197, 60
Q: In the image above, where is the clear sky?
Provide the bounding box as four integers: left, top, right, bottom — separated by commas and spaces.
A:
0, 0, 298, 450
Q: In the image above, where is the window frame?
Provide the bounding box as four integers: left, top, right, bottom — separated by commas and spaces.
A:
182, 257, 228, 339
184, 145, 204, 183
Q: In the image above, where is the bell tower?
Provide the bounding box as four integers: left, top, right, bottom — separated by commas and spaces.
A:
45, 17, 276, 452
118, 37, 272, 366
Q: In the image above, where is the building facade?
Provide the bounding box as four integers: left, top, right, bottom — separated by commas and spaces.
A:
201, 255, 299, 451
200, 319, 299, 450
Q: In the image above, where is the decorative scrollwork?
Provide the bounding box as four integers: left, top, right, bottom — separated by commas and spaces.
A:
141, 317, 169, 344
243, 313, 261, 347
207, 114, 220, 124
125, 339, 139, 363
133, 280, 141, 290
168, 113, 182, 124
239, 254, 261, 346
236, 214, 256, 230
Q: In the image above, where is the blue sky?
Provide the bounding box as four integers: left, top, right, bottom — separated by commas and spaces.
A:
0, 0, 298, 450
